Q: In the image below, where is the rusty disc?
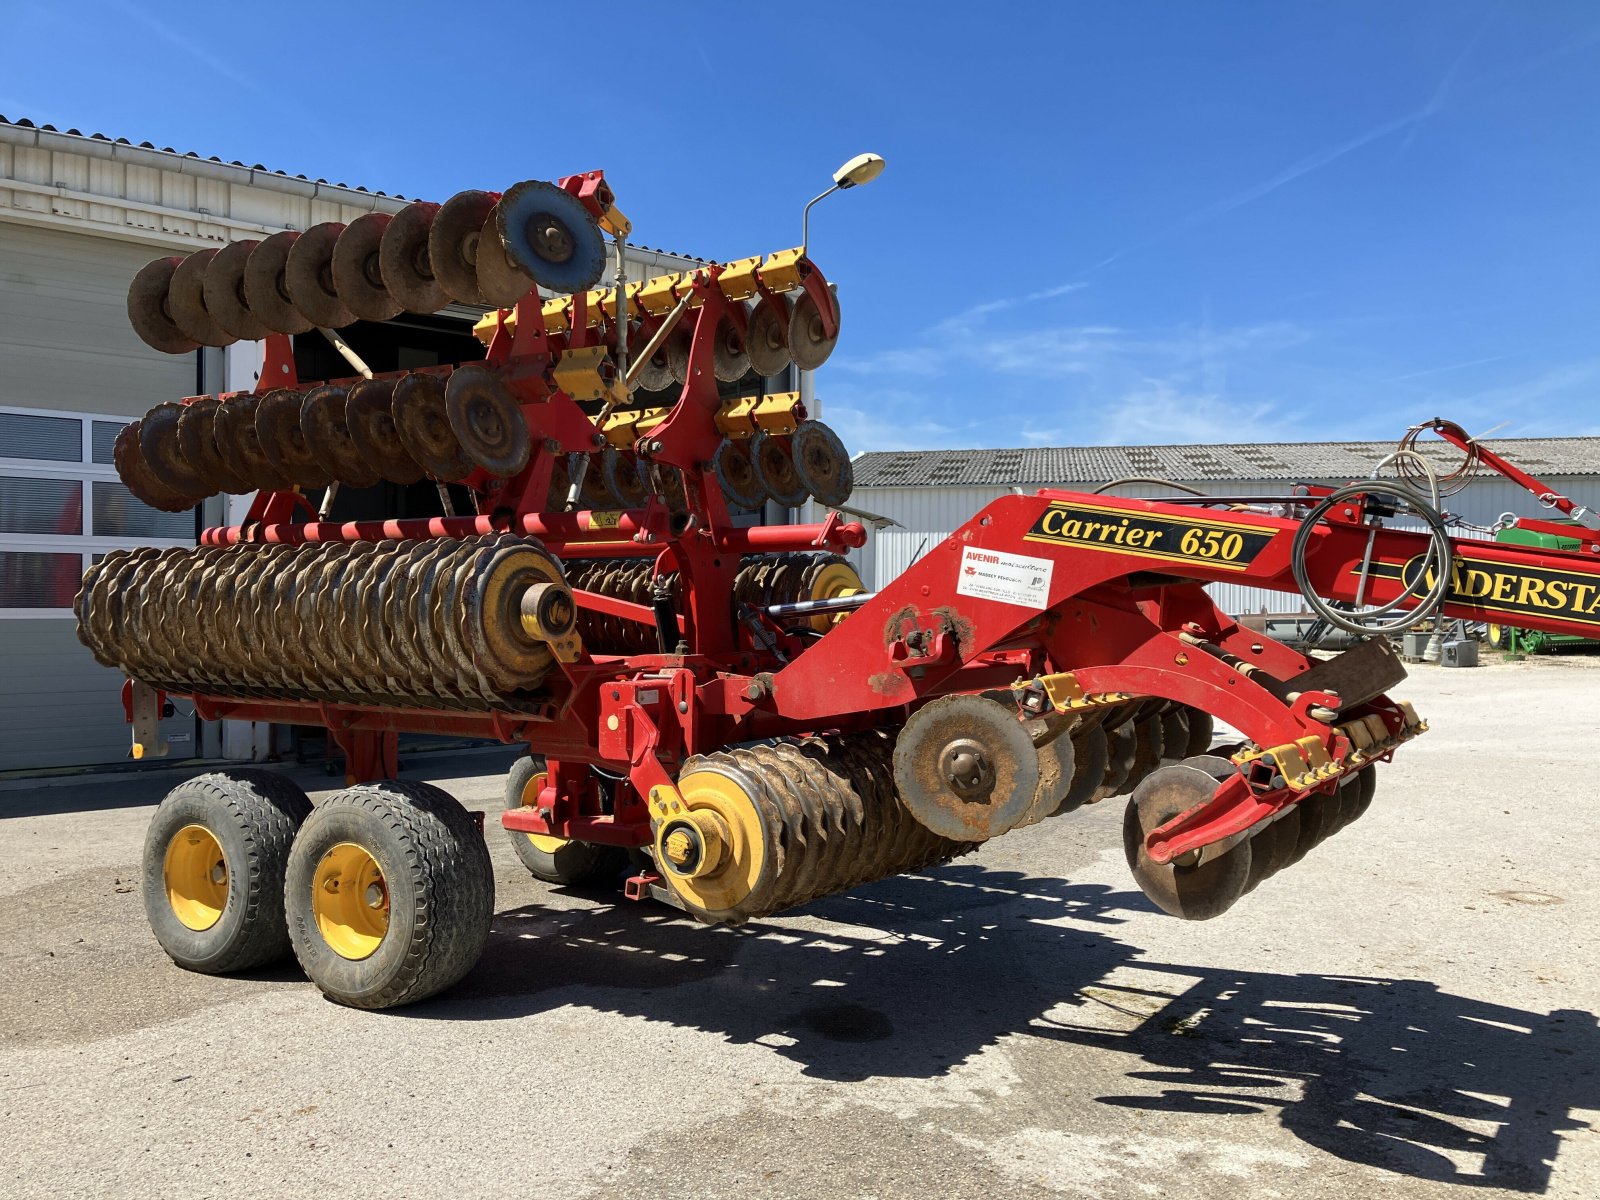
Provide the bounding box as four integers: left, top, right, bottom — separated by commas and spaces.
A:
1287, 792, 1332, 865
750, 431, 807, 507
790, 420, 852, 507
1057, 721, 1109, 816
256, 387, 331, 488
745, 294, 791, 377
127, 256, 200, 355
601, 448, 649, 508
346, 377, 423, 485
476, 201, 536, 309
213, 393, 287, 491
787, 286, 840, 370
393, 372, 472, 480
332, 213, 402, 322
300, 383, 379, 488
1351, 764, 1377, 820
112, 421, 201, 512
1123, 762, 1253, 920
1094, 715, 1139, 801
285, 222, 355, 329
139, 401, 212, 497
243, 231, 315, 334
379, 200, 447, 313
712, 310, 751, 382
495, 178, 606, 295
167, 250, 237, 348
428, 190, 497, 304
632, 317, 678, 393
1158, 707, 1190, 766
444, 364, 530, 478
1027, 724, 1078, 826
892, 693, 1040, 842
202, 240, 269, 341
1182, 707, 1215, 758
177, 397, 251, 494
712, 437, 765, 510
1126, 711, 1167, 792
665, 321, 694, 385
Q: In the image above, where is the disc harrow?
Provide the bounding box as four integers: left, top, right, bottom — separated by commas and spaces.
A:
89, 164, 1600, 1010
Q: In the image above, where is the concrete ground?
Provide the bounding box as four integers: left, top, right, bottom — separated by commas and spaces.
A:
0, 657, 1596, 1200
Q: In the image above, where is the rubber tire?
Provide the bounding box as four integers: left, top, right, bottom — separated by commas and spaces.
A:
143, 769, 313, 974
285, 781, 493, 1009
503, 756, 626, 886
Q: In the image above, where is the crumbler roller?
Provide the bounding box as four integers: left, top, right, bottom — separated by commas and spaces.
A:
88, 166, 1590, 1013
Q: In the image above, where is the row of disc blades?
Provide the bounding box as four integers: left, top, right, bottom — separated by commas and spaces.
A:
1123, 754, 1380, 921
73, 534, 570, 712
128, 180, 608, 354
563, 551, 862, 655
667, 730, 973, 925
580, 287, 841, 393
112, 365, 531, 511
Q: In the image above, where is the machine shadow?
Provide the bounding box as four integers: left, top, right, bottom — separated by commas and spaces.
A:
404, 861, 1597, 1192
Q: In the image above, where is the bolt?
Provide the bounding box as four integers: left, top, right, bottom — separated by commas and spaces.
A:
592, 432, 607, 448
364, 883, 385, 909
678, 699, 689, 713
209, 862, 226, 885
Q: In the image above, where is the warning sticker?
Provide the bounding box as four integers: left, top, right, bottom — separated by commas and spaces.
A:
955, 546, 1054, 609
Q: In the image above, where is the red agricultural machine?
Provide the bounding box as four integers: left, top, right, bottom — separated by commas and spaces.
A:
80, 165, 1600, 1009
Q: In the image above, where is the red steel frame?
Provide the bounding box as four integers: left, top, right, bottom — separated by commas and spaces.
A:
134, 244, 1600, 878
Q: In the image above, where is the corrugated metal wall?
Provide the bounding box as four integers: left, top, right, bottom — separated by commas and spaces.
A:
851, 476, 1600, 616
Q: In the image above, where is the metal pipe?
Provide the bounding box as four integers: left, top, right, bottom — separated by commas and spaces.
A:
765, 592, 875, 621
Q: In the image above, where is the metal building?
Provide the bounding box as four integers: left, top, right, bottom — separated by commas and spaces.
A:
846, 437, 1600, 615
0, 117, 702, 773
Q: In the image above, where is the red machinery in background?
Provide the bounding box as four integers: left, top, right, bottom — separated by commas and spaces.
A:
81, 167, 1600, 1010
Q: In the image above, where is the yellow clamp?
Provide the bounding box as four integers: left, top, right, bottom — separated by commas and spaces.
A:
552, 344, 612, 402
1018, 671, 1134, 713
636, 272, 680, 317
1239, 736, 1343, 792
599, 202, 631, 239
758, 248, 806, 293
718, 256, 764, 302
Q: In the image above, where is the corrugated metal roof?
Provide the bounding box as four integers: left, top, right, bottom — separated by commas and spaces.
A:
853, 437, 1600, 488
0, 114, 705, 262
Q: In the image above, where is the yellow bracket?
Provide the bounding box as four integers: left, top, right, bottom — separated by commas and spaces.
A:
571, 290, 609, 330
671, 270, 706, 308
637, 273, 679, 316
718, 256, 763, 302
599, 203, 632, 239
1236, 735, 1342, 792
472, 310, 504, 346
552, 344, 612, 402
758, 248, 805, 293
1019, 671, 1135, 713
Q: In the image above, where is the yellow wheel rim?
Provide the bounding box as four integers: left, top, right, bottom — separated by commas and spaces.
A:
1488, 624, 1503, 647
164, 823, 228, 932
516, 768, 570, 854
807, 561, 864, 632
311, 842, 390, 961
656, 768, 768, 913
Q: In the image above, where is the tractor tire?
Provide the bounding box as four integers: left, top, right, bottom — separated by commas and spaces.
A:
503, 755, 627, 886
285, 781, 493, 1009
143, 769, 313, 974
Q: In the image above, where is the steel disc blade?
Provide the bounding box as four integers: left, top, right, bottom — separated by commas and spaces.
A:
1095, 715, 1138, 801
393, 372, 472, 480
168, 250, 237, 348
256, 387, 331, 488
176, 397, 251, 494
787, 286, 840, 370
476, 201, 536, 308
750, 431, 807, 507
428, 190, 497, 304
579, 454, 612, 509
1123, 763, 1252, 920
345, 377, 423, 485
790, 420, 852, 507
601, 448, 649, 508
127, 256, 199, 355
1056, 722, 1110, 816
665, 322, 693, 385
633, 318, 678, 392
300, 383, 379, 488
745, 294, 791, 377
139, 401, 212, 496
243, 231, 315, 334
445, 364, 529, 478
201, 240, 269, 341
712, 437, 765, 510
495, 179, 606, 295
1352, 764, 1377, 820
892, 693, 1039, 841
285, 222, 355, 329
113, 421, 201, 512
332, 213, 402, 322
213, 393, 289, 491
1182, 707, 1215, 758
712, 308, 751, 382
379, 201, 447, 313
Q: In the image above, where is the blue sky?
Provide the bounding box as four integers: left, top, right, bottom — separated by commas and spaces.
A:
4, 1, 1597, 451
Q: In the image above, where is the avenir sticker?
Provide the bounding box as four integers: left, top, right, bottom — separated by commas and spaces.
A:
956, 545, 1054, 609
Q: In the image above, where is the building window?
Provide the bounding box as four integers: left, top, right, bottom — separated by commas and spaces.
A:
0, 406, 197, 617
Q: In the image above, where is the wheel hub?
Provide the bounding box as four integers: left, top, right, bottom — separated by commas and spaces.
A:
311, 842, 390, 961
163, 823, 228, 932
